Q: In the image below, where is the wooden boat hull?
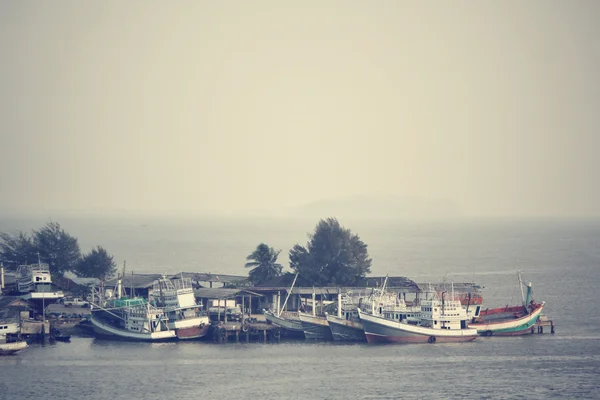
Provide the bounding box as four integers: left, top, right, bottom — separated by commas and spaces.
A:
90, 316, 177, 341
176, 323, 210, 340
359, 310, 478, 344
264, 311, 306, 339
0, 340, 29, 355
298, 313, 333, 341
325, 314, 366, 342
469, 302, 545, 336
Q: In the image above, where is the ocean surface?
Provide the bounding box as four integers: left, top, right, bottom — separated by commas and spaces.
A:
1, 216, 599, 399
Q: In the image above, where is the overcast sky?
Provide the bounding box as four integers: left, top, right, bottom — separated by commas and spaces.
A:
1, 1, 599, 217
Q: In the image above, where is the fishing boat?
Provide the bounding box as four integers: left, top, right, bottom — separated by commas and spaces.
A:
90, 297, 177, 341
325, 292, 366, 342
358, 285, 479, 344
469, 272, 545, 336
327, 278, 421, 342
263, 310, 305, 338
16, 261, 64, 302
298, 312, 333, 341
149, 275, 210, 339
263, 273, 306, 339
90, 274, 209, 341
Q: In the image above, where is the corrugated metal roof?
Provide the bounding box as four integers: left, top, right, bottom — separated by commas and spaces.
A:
176, 272, 249, 284
63, 271, 101, 286
104, 274, 165, 289
415, 282, 482, 293
194, 288, 263, 299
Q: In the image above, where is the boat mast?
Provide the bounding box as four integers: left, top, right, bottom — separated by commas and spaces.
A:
378, 275, 389, 305
518, 271, 526, 306
279, 273, 298, 318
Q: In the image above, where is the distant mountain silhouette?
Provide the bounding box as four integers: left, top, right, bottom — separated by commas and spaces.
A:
284, 193, 462, 220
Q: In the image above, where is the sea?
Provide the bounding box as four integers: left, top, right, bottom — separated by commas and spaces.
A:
1, 215, 599, 400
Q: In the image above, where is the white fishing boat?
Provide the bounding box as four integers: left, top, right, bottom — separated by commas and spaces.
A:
149, 275, 210, 339
89, 270, 176, 341
359, 285, 478, 344
327, 278, 421, 342
16, 261, 64, 301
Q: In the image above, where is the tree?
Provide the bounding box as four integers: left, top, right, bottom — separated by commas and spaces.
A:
244, 243, 284, 286
0, 231, 38, 270
75, 246, 117, 281
33, 222, 81, 276
289, 218, 371, 286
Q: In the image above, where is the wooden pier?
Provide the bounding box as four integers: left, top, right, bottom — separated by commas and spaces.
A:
533, 315, 555, 334
211, 319, 282, 344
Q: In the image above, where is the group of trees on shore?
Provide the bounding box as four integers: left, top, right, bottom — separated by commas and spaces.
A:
0, 222, 116, 281
2, 218, 371, 288
245, 218, 372, 287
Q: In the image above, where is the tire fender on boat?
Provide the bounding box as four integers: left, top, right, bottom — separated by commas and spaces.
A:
241, 324, 249, 333
484, 330, 493, 337
428, 336, 436, 344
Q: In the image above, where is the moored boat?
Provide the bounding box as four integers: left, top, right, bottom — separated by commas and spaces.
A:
149, 275, 210, 339
326, 312, 365, 342
16, 261, 64, 302
469, 273, 545, 336
298, 312, 333, 341
0, 340, 28, 355
263, 310, 305, 339
0, 322, 28, 355
358, 287, 478, 344
90, 298, 177, 341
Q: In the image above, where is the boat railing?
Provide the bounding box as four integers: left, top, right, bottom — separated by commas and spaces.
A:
278, 311, 300, 320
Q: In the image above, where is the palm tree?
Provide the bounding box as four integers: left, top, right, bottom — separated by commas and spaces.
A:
245, 243, 283, 286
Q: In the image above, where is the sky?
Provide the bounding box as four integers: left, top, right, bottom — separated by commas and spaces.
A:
1, 1, 599, 218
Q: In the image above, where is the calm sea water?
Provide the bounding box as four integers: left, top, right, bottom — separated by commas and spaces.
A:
1, 216, 599, 399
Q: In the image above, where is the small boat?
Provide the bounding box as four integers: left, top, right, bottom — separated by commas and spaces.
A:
52, 333, 71, 342
0, 322, 28, 355
358, 285, 478, 344
0, 340, 28, 355
469, 272, 545, 336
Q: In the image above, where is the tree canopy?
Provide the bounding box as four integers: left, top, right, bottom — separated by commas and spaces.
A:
33, 222, 81, 276
244, 243, 283, 285
0, 222, 114, 278
74, 246, 117, 281
289, 218, 372, 286
0, 231, 38, 268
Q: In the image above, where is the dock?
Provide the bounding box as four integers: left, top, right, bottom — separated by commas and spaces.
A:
211, 317, 282, 344
533, 315, 555, 334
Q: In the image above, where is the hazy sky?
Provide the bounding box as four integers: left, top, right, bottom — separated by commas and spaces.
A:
1, 1, 599, 217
